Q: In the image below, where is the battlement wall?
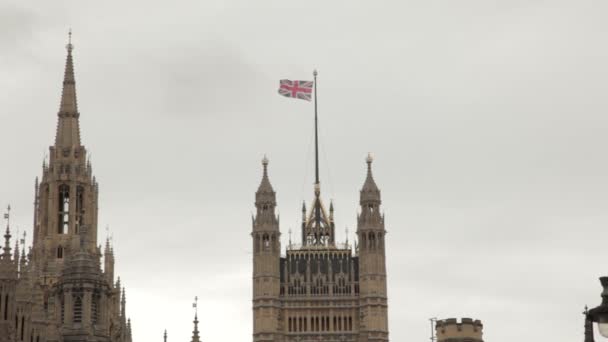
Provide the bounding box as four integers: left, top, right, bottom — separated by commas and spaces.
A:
436, 318, 483, 342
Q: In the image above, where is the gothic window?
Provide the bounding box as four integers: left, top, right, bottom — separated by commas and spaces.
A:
262, 234, 270, 250
57, 246, 63, 259
58, 185, 70, 234
73, 296, 82, 323
349, 316, 353, 330
20, 316, 24, 340
255, 235, 260, 253
75, 186, 84, 233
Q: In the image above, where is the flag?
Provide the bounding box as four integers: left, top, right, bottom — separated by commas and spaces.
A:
3, 214, 7, 219
278, 79, 313, 101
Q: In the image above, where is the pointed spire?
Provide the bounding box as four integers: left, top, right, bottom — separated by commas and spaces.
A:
55, 29, 81, 147
121, 286, 127, 319
2, 205, 12, 260
360, 153, 381, 204
191, 296, 201, 342
164, 329, 168, 342
257, 155, 274, 194
127, 318, 133, 341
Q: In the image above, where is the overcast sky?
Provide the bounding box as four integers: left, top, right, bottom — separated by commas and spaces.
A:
1, 0, 608, 341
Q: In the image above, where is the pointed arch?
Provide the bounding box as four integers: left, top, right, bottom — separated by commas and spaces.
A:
58, 184, 70, 234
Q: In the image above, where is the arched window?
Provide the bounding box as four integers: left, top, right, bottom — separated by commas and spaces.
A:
58, 185, 70, 234
73, 296, 82, 323
20, 316, 24, 340
262, 234, 270, 250
75, 186, 85, 233
57, 246, 63, 259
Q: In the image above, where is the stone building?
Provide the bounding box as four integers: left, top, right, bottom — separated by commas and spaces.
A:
0, 36, 132, 342
251, 154, 389, 342
435, 318, 483, 342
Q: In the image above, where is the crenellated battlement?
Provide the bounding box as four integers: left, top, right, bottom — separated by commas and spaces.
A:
436, 317, 483, 342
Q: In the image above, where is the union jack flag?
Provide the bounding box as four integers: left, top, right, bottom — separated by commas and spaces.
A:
278, 79, 313, 101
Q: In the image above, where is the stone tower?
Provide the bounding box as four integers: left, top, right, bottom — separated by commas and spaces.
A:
0, 33, 133, 342
435, 318, 483, 342
252, 156, 282, 342
32, 35, 98, 284
250, 154, 390, 342
357, 155, 389, 342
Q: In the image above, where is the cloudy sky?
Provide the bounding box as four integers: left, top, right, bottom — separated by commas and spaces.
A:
1, 0, 608, 341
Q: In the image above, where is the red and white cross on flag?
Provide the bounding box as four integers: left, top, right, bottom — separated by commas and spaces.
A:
278, 79, 314, 101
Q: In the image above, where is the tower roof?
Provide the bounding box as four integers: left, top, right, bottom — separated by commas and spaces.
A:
55, 30, 81, 147
255, 156, 276, 205
257, 155, 274, 194
360, 153, 381, 203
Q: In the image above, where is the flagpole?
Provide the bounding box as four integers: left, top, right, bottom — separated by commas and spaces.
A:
313, 69, 321, 228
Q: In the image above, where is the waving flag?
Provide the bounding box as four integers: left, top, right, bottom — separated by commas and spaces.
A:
278, 79, 313, 101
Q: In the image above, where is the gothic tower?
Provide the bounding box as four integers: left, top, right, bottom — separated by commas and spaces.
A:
0, 33, 132, 342
357, 155, 389, 342
251, 153, 390, 342
32, 36, 99, 284
252, 157, 282, 342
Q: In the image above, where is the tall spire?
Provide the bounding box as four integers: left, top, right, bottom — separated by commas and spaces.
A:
55, 29, 81, 147
164, 329, 167, 342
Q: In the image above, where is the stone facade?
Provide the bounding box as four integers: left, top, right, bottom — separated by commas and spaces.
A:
0, 38, 132, 342
252, 155, 389, 342
435, 318, 483, 342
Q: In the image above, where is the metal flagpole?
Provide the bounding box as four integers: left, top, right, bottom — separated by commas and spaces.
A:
313, 70, 321, 229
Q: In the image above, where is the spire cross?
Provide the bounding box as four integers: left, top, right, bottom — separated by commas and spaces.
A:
20, 231, 26, 247
193, 296, 198, 317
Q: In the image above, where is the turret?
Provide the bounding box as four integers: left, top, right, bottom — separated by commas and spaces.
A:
252, 156, 282, 342
435, 318, 483, 342
357, 154, 389, 342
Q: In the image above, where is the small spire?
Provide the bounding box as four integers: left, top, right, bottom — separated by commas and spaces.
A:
361, 153, 380, 202
191, 296, 201, 342
2, 205, 11, 259
257, 155, 273, 191
164, 330, 167, 342
121, 286, 126, 319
